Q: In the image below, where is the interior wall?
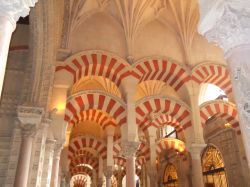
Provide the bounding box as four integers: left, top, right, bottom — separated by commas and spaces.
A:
205, 128, 250, 187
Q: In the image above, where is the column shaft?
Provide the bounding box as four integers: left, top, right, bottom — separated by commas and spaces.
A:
190, 144, 205, 187
126, 156, 136, 187
14, 135, 33, 187
148, 134, 157, 187
51, 156, 60, 187
98, 156, 104, 187
106, 134, 113, 187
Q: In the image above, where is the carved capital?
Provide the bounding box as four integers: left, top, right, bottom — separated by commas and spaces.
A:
121, 141, 139, 158
199, 0, 250, 53
17, 105, 44, 125
18, 123, 37, 138
105, 166, 113, 178
53, 140, 65, 159
0, 0, 39, 25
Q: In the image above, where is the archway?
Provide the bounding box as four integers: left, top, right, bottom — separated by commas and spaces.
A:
201, 146, 228, 187
163, 163, 178, 187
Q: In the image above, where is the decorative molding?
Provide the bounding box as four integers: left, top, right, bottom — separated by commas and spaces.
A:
17, 105, 44, 125
198, 0, 250, 53
121, 141, 139, 158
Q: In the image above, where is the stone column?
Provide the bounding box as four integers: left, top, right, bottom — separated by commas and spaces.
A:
41, 139, 56, 187
190, 144, 205, 187
29, 119, 51, 186
126, 156, 136, 187
50, 142, 63, 187
176, 157, 190, 187
105, 166, 113, 187
106, 127, 114, 187
98, 156, 104, 187
0, 1, 38, 98
148, 127, 158, 187
14, 106, 44, 187
198, 0, 250, 168
122, 141, 139, 187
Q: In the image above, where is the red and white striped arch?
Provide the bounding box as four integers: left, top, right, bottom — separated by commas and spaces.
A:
156, 138, 186, 155
68, 136, 107, 160
56, 50, 130, 87
70, 166, 93, 178
192, 63, 232, 95
132, 58, 190, 91
113, 140, 122, 157
71, 175, 88, 187
200, 100, 240, 134
114, 156, 126, 167
137, 142, 150, 161
65, 91, 127, 127
153, 114, 183, 132
136, 156, 146, 166
70, 155, 98, 171
70, 109, 117, 130
136, 96, 192, 131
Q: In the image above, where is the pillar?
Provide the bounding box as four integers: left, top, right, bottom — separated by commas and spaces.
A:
126, 156, 136, 187
98, 156, 104, 187
14, 127, 35, 187
122, 141, 139, 187
29, 119, 51, 186
106, 127, 114, 187
14, 105, 44, 187
190, 144, 205, 187
176, 157, 190, 187
50, 142, 63, 187
198, 0, 250, 168
0, 1, 39, 98
148, 127, 158, 187
41, 139, 56, 187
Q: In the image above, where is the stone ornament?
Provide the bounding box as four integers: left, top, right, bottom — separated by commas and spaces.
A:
121, 141, 140, 158
17, 105, 44, 125
229, 53, 250, 138
0, 0, 38, 25
199, 0, 250, 53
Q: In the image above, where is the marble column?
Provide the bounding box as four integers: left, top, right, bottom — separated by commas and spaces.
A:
106, 127, 114, 187
105, 166, 113, 187
50, 142, 63, 187
14, 106, 44, 187
122, 141, 139, 187
41, 139, 56, 187
126, 156, 136, 187
98, 156, 104, 187
198, 0, 250, 168
14, 126, 35, 187
148, 127, 158, 187
190, 144, 205, 187
0, 1, 39, 98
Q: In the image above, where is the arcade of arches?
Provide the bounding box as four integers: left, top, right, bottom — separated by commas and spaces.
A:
1, 1, 250, 187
